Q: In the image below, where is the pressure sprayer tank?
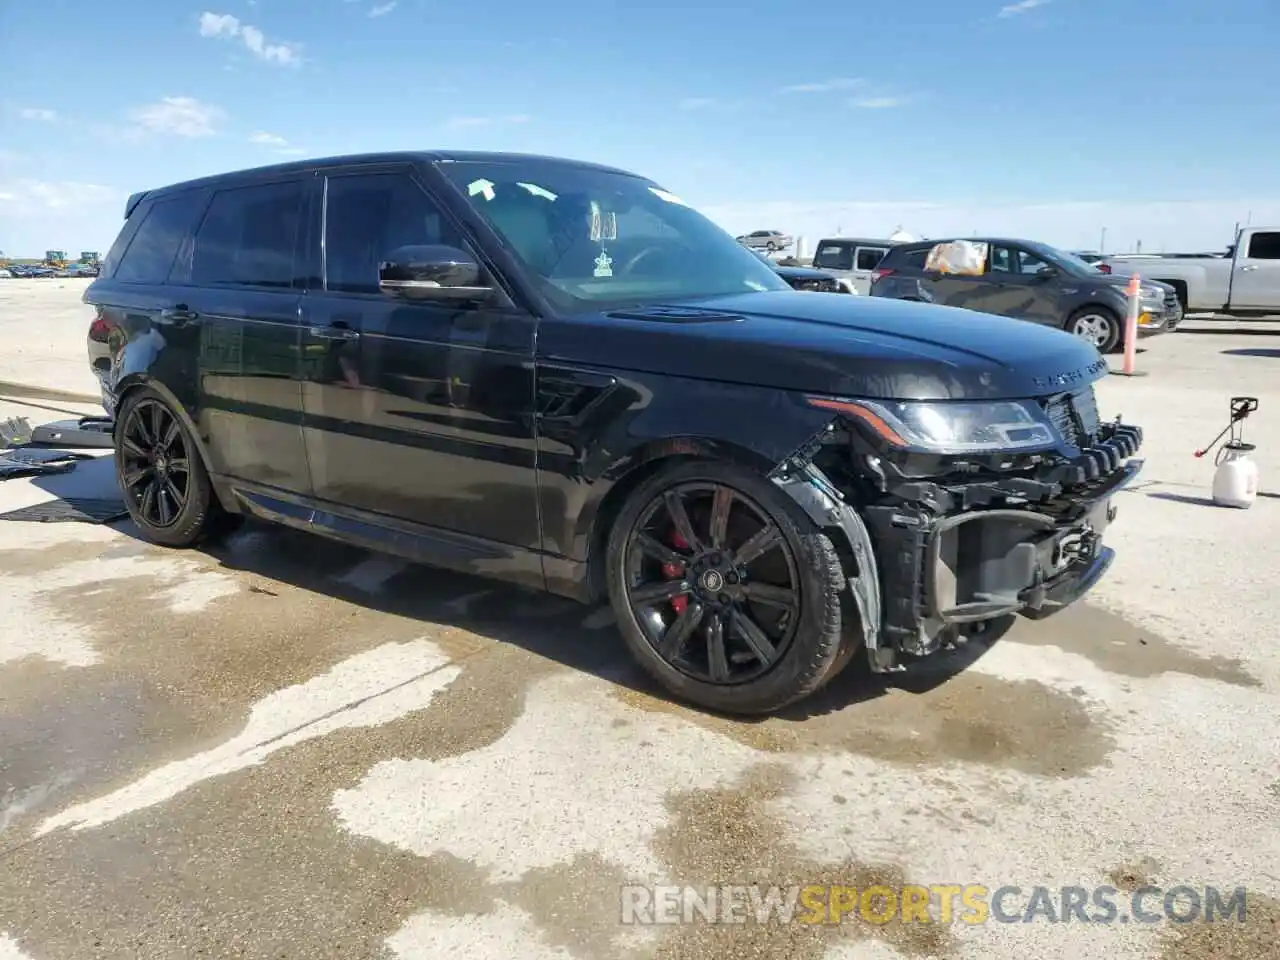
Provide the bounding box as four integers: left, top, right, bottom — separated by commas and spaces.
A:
1212, 440, 1259, 509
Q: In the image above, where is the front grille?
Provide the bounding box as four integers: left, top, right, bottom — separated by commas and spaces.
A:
1164, 292, 1182, 327
1041, 385, 1101, 448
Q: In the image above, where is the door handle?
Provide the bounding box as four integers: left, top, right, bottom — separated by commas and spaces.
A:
160, 307, 198, 323
308, 325, 360, 341
1240, 265, 1258, 272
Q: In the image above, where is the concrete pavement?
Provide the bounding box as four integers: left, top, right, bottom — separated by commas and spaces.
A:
1, 280, 1279, 959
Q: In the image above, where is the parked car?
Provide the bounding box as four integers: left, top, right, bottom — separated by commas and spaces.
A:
870, 238, 1180, 352
85, 151, 1144, 715
752, 251, 853, 293
1098, 227, 1280, 316
810, 237, 893, 295
0, 269, 11, 279
735, 229, 792, 253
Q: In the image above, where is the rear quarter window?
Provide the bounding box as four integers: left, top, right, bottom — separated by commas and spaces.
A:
111, 191, 208, 284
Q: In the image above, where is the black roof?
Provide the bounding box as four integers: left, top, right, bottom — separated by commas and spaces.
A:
125, 150, 644, 217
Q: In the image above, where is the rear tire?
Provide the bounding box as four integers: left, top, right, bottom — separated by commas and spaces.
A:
605, 459, 846, 715
115, 387, 238, 548
1065, 306, 1121, 353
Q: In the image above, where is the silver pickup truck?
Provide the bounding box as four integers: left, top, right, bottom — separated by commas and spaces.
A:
1099, 227, 1280, 316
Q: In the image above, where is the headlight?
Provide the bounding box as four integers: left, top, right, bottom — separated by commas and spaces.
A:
1140, 286, 1164, 301
806, 396, 1058, 454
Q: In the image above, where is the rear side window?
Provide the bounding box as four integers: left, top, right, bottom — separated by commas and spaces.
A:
855, 246, 886, 270
1246, 232, 1280, 259
889, 247, 930, 270
813, 243, 853, 270
191, 180, 306, 288
112, 192, 207, 284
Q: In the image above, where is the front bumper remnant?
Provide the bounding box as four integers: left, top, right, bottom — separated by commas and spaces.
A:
773, 423, 1145, 674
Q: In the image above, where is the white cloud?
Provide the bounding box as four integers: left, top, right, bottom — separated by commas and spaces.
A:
249, 131, 308, 156
851, 96, 909, 109
128, 96, 225, 137
678, 97, 717, 110
999, 0, 1050, 16
198, 11, 301, 65
779, 77, 862, 94
0, 180, 117, 214
368, 1, 397, 16
19, 108, 57, 122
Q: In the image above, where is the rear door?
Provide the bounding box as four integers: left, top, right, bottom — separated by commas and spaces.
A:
849, 244, 888, 294
1229, 230, 1280, 310
178, 175, 315, 495
925, 242, 1002, 312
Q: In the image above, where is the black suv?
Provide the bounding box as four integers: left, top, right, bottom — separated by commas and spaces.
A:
85, 152, 1143, 715
870, 237, 1180, 353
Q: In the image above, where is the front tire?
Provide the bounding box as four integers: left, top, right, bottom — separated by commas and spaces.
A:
115, 387, 237, 548
605, 460, 846, 715
1066, 306, 1121, 353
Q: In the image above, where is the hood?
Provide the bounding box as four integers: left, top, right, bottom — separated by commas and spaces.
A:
539, 290, 1110, 401
774, 264, 834, 281
1087, 271, 1175, 294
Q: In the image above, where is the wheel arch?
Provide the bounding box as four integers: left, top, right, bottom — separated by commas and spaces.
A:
113, 374, 218, 480
581, 437, 780, 604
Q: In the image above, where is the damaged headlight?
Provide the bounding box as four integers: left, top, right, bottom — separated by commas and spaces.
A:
808, 396, 1058, 454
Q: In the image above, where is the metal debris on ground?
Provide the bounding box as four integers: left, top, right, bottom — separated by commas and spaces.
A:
0, 447, 94, 479
0, 416, 32, 448
29, 416, 115, 449
0, 497, 129, 524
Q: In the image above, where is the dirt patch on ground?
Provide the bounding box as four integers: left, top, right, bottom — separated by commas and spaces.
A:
1158, 890, 1280, 960
644, 765, 954, 959
1109, 857, 1163, 892
617, 668, 1115, 779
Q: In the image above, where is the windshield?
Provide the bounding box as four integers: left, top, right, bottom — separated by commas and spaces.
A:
435, 159, 789, 310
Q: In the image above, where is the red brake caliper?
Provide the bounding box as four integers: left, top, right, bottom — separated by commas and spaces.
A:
664, 530, 689, 615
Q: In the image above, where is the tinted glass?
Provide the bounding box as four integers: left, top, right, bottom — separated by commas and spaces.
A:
324, 173, 464, 295
814, 244, 853, 270
1246, 232, 1280, 259
989, 246, 1013, 273
437, 160, 787, 309
1016, 249, 1052, 274
113, 191, 206, 284
855, 247, 886, 270
191, 180, 305, 288
898, 247, 929, 269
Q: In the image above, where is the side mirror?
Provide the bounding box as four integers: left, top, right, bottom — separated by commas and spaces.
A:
1033, 266, 1058, 280
378, 244, 493, 302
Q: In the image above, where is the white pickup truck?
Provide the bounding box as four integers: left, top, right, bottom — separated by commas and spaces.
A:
1100, 227, 1280, 317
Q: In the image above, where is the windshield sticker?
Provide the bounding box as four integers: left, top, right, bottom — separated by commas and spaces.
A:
648, 186, 688, 206
589, 202, 617, 242
467, 178, 496, 201
517, 181, 557, 201
593, 249, 614, 278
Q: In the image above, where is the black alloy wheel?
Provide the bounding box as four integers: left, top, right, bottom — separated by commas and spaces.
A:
622, 481, 803, 686
119, 398, 192, 528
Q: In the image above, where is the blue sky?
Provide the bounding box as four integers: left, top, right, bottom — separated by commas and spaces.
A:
2, 0, 1278, 256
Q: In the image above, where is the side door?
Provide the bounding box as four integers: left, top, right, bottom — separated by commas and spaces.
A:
300, 166, 541, 552
176, 176, 315, 495
1228, 230, 1280, 310
981, 245, 1064, 325
849, 244, 888, 294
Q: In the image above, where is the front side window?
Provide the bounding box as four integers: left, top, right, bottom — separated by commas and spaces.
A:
436, 160, 788, 309
191, 180, 306, 289
324, 172, 467, 294
1016, 249, 1052, 275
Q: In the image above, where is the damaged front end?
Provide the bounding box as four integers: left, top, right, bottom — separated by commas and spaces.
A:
770, 384, 1143, 673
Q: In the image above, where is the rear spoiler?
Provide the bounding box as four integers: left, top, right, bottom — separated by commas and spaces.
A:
124, 190, 149, 220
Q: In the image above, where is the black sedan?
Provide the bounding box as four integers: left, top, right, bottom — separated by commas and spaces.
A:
753, 251, 852, 293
